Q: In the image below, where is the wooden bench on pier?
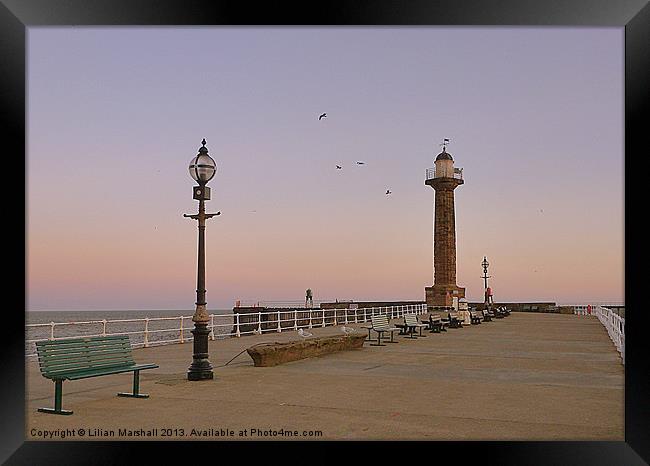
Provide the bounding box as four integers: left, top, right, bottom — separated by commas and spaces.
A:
362, 314, 400, 346
470, 311, 483, 325
448, 312, 464, 328
396, 313, 428, 338
35, 335, 159, 415
421, 313, 447, 333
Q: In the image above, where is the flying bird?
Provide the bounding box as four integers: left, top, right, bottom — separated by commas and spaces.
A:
386, 190, 392, 195
318, 113, 327, 120
298, 328, 313, 338
356, 161, 365, 165
336, 165, 342, 170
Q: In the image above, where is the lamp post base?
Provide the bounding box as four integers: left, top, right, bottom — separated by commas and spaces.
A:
187, 323, 214, 381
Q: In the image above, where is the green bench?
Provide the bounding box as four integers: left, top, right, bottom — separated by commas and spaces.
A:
35, 335, 159, 415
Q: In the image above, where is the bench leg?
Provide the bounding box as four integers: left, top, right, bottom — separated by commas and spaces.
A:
38, 380, 73, 415
386, 331, 398, 343
418, 327, 427, 337
370, 332, 385, 346
118, 370, 150, 398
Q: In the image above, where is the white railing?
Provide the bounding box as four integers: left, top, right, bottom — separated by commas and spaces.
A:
594, 305, 625, 364
425, 167, 463, 181
573, 304, 625, 364
25, 304, 428, 358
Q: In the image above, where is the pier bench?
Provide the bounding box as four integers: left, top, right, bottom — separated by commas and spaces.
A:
363, 314, 400, 346
482, 309, 492, 322
35, 335, 159, 415
448, 312, 464, 328
396, 313, 428, 338
421, 313, 447, 333
470, 311, 483, 325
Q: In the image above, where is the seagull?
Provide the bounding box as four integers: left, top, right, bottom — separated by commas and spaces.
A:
336, 165, 342, 170
298, 328, 313, 338
386, 190, 392, 195
356, 161, 365, 165
318, 113, 327, 120
341, 326, 356, 334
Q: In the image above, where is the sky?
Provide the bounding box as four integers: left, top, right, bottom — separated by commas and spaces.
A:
26, 27, 624, 311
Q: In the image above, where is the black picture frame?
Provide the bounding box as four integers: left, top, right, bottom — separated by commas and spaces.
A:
3, 0, 647, 463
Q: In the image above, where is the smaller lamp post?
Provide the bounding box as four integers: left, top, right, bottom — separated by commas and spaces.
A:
481, 256, 491, 308
185, 138, 220, 381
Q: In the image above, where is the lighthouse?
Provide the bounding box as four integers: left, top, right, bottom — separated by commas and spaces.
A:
424, 141, 466, 309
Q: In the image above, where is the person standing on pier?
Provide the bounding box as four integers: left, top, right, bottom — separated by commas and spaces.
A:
486, 287, 494, 305
305, 288, 313, 309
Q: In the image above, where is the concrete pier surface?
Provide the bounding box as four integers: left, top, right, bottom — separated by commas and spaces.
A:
25, 312, 623, 440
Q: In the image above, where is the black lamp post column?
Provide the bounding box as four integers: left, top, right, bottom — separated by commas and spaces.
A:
185, 139, 219, 381
481, 256, 491, 309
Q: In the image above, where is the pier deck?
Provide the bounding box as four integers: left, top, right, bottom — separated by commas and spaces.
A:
26, 312, 623, 440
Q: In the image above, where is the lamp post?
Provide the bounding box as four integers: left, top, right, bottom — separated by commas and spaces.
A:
481, 256, 491, 308
185, 138, 220, 381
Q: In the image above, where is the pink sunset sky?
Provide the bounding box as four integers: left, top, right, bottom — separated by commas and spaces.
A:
26, 27, 624, 311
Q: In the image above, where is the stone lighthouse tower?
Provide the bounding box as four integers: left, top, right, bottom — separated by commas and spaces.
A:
424, 142, 466, 309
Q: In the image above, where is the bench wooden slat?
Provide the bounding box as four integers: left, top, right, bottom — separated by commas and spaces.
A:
38, 344, 132, 358
38, 347, 135, 363
65, 363, 159, 380
40, 357, 136, 374
38, 340, 132, 353
36, 336, 129, 348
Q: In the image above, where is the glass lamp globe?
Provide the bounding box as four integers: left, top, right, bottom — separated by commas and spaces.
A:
188, 139, 217, 184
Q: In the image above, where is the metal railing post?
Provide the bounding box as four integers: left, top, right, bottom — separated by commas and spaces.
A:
321, 310, 326, 328
102, 319, 107, 337
277, 310, 282, 333
235, 313, 241, 337
333, 309, 337, 326
294, 310, 298, 330
179, 316, 184, 343
144, 318, 149, 347
210, 314, 215, 340
257, 311, 262, 334
50, 322, 55, 340
309, 310, 313, 329
344, 309, 348, 325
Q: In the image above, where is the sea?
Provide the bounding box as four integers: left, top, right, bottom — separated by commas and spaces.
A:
26, 309, 235, 356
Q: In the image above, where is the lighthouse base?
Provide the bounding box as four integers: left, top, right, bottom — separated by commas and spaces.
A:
425, 285, 466, 309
